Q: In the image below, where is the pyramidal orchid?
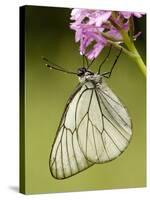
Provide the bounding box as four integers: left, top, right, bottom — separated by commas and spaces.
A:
70, 9, 146, 76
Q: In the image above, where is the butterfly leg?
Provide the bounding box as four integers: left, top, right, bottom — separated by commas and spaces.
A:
98, 45, 112, 74
101, 48, 122, 78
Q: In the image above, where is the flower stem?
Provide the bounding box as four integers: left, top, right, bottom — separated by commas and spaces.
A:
106, 39, 137, 59
121, 30, 146, 77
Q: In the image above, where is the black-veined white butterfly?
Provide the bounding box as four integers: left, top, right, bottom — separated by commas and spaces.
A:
43, 47, 132, 179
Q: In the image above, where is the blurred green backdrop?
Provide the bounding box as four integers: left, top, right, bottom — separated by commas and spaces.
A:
24, 6, 146, 194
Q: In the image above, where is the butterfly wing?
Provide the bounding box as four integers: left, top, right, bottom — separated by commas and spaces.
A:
49, 83, 94, 179
76, 81, 132, 163
50, 80, 132, 179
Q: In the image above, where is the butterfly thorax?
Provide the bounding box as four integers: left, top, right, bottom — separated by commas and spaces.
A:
77, 67, 102, 84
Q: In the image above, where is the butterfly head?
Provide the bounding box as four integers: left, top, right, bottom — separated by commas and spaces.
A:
77, 67, 102, 83
77, 67, 94, 77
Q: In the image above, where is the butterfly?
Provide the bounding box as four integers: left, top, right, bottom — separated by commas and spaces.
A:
43, 47, 132, 179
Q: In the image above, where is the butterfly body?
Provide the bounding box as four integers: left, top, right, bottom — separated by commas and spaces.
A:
49, 67, 132, 179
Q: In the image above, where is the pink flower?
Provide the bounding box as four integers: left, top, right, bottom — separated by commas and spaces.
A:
70, 9, 145, 60
70, 9, 111, 59
70, 9, 112, 27
120, 11, 145, 19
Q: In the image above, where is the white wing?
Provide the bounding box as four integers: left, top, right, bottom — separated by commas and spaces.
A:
77, 81, 132, 163
50, 83, 94, 179
50, 80, 132, 179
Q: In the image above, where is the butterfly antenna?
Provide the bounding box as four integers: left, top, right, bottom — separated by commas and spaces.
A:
42, 57, 67, 71
42, 57, 77, 75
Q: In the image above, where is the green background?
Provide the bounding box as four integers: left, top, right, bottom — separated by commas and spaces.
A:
24, 6, 146, 194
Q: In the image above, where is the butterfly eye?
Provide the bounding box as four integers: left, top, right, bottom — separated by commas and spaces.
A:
77, 67, 87, 77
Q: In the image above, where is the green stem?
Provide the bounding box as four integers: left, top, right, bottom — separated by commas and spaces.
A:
121, 30, 146, 77
101, 32, 138, 58
109, 17, 146, 77
106, 39, 137, 59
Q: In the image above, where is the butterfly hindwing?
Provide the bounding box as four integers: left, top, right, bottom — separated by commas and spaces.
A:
49, 83, 94, 179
